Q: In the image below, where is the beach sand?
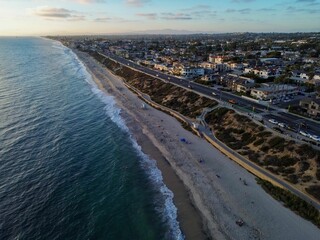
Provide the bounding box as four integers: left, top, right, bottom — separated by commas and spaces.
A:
74, 49, 320, 240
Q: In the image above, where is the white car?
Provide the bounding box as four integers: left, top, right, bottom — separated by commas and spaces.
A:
310, 135, 320, 141
299, 130, 309, 137
268, 119, 278, 124
212, 92, 217, 95
278, 122, 286, 128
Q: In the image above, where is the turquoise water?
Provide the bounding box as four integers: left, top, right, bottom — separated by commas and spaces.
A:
0, 37, 183, 240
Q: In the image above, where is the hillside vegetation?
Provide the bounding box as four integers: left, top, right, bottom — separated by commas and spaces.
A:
91, 52, 217, 119
205, 107, 320, 201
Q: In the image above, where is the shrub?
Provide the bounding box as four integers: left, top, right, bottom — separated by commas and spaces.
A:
257, 131, 272, 138
286, 174, 299, 184
268, 136, 285, 150
306, 185, 320, 201
260, 145, 270, 153
298, 161, 310, 173
253, 138, 264, 146
302, 175, 313, 183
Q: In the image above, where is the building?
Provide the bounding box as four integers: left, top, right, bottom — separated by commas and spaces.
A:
244, 67, 281, 79
154, 63, 169, 72
250, 84, 299, 100
215, 63, 230, 73
299, 98, 320, 117
201, 74, 216, 82
180, 67, 205, 78
208, 55, 227, 64
290, 71, 311, 83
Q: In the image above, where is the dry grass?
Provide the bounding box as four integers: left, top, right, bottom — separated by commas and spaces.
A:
206, 108, 320, 200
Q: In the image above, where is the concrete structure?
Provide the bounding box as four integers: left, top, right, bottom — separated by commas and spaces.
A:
250, 84, 299, 100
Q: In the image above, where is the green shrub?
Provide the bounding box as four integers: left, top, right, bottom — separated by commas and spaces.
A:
253, 138, 264, 146
306, 185, 320, 201
268, 136, 285, 150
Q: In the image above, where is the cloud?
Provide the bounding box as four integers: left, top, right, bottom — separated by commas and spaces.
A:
286, 5, 320, 14
94, 17, 113, 22
238, 8, 251, 14
257, 8, 276, 12
71, 0, 105, 3
125, 0, 150, 7
181, 4, 211, 12
296, 0, 316, 2
226, 8, 251, 14
31, 6, 85, 20
32, 7, 72, 18
161, 12, 192, 20
94, 16, 134, 23
136, 13, 157, 19
180, 5, 216, 19
231, 0, 255, 2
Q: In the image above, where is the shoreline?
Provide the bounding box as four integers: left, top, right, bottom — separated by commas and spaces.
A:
73, 49, 209, 239
71, 47, 320, 240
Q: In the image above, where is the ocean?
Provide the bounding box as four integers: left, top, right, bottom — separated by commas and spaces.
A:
0, 37, 183, 240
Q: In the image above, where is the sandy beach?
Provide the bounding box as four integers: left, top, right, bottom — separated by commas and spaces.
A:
74, 49, 320, 240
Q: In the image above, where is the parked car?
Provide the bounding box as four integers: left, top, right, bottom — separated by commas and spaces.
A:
299, 130, 309, 137
278, 122, 287, 128
268, 119, 278, 124
310, 135, 320, 142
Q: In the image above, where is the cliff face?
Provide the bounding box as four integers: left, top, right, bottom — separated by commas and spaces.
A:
206, 108, 320, 201
91, 52, 217, 119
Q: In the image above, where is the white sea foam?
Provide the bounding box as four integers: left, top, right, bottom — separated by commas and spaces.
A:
58, 42, 184, 240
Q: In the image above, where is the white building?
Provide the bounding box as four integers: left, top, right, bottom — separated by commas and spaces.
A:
181, 67, 205, 78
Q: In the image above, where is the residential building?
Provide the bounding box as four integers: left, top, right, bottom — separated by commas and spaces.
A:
181, 67, 205, 78
250, 84, 299, 100
299, 98, 320, 117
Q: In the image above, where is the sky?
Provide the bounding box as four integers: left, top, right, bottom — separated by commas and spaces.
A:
0, 0, 319, 36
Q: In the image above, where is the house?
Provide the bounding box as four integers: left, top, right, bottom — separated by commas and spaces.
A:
201, 75, 216, 82
208, 55, 227, 64
228, 62, 244, 70
233, 81, 255, 94
199, 62, 215, 70
299, 98, 320, 117
180, 67, 205, 78
250, 84, 299, 101
290, 71, 310, 83
244, 67, 280, 79
154, 64, 168, 72
215, 63, 230, 73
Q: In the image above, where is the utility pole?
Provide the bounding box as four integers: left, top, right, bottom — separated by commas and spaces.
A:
296, 122, 302, 139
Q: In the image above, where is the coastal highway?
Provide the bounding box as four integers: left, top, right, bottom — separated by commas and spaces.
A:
98, 51, 320, 136
97, 51, 320, 209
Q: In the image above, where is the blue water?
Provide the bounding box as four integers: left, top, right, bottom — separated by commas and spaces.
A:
0, 37, 183, 240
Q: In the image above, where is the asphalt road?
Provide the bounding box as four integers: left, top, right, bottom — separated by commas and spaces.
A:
99, 51, 320, 137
